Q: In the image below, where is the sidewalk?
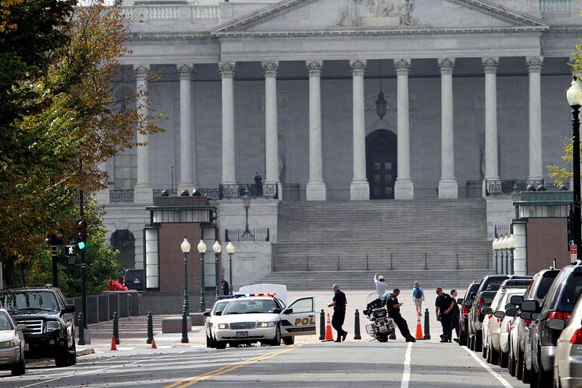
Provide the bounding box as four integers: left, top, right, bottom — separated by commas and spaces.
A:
77, 287, 462, 355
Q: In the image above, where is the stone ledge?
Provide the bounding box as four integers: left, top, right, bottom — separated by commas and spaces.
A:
162, 316, 191, 333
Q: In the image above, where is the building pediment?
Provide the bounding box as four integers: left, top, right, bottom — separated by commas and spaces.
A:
214, 0, 547, 36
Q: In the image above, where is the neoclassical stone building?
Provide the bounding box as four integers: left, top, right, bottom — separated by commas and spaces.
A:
98, 0, 582, 289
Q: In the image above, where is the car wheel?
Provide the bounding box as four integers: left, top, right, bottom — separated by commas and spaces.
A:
11, 356, 25, 376
516, 349, 524, 380
522, 358, 531, 384
270, 326, 281, 346
475, 331, 483, 352
283, 336, 295, 345
377, 333, 389, 343
489, 343, 499, 365
55, 346, 70, 367
499, 350, 508, 368
508, 349, 515, 376
206, 335, 213, 348
214, 341, 226, 349
68, 342, 77, 366
459, 331, 467, 346
536, 367, 552, 388
468, 334, 474, 350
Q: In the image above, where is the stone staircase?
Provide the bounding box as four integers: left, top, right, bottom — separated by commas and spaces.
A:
260, 199, 493, 290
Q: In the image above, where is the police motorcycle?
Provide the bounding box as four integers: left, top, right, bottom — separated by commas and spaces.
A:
363, 293, 395, 343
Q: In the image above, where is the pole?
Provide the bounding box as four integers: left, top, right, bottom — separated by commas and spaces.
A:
572, 104, 582, 261
79, 187, 88, 345
215, 252, 220, 301
50, 246, 58, 287
229, 253, 233, 295
244, 205, 250, 235
182, 250, 189, 343
200, 252, 206, 312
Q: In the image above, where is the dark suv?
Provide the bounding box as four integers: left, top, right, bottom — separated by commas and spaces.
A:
458, 281, 481, 346
122, 269, 144, 291
506, 267, 559, 382
0, 287, 76, 367
521, 264, 582, 387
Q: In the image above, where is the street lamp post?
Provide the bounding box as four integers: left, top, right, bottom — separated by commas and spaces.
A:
507, 234, 517, 275
180, 237, 191, 343
213, 241, 222, 301
567, 79, 582, 262
492, 237, 499, 274
241, 188, 253, 240
226, 242, 235, 295
197, 239, 207, 312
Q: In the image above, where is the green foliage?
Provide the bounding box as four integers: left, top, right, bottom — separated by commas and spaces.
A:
24, 199, 120, 297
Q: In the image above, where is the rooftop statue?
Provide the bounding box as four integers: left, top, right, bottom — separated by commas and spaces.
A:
339, 0, 414, 27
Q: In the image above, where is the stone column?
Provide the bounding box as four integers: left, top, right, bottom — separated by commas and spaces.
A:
483, 57, 500, 193
306, 60, 327, 201
219, 62, 236, 185
177, 63, 196, 194
438, 58, 458, 199
527, 56, 544, 185
512, 221, 527, 275
394, 59, 414, 199
350, 60, 369, 200
133, 64, 153, 204
262, 61, 280, 193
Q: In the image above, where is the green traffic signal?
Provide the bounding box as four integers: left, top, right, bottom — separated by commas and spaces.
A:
77, 241, 86, 250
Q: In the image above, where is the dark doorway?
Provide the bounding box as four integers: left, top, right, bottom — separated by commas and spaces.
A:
366, 129, 397, 199
110, 230, 136, 270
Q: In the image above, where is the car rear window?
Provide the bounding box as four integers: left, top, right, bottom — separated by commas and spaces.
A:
535, 273, 559, 300
559, 273, 582, 311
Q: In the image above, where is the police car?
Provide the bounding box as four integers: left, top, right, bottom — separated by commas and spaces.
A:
209, 284, 316, 349
204, 299, 230, 348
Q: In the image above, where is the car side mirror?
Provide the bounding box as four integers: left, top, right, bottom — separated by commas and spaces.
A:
281, 308, 291, 314
456, 298, 463, 304
505, 307, 518, 317
520, 311, 533, 320
504, 303, 515, 310
481, 307, 493, 315
203, 311, 211, 317
63, 304, 75, 314
464, 299, 473, 307
16, 324, 27, 332
548, 318, 566, 331
510, 295, 523, 306
494, 310, 505, 319
520, 300, 540, 313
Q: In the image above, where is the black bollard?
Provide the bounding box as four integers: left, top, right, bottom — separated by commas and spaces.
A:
354, 309, 361, 340
319, 309, 325, 341
78, 313, 85, 346
181, 312, 189, 343
146, 312, 153, 344
113, 312, 120, 345
423, 308, 431, 340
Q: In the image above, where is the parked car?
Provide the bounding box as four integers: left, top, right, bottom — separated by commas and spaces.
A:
204, 299, 231, 348
121, 269, 144, 291
553, 293, 582, 388
482, 284, 529, 367
0, 309, 26, 376
211, 295, 316, 348
467, 274, 510, 351
507, 266, 559, 381
458, 281, 481, 346
521, 263, 582, 387
0, 286, 76, 367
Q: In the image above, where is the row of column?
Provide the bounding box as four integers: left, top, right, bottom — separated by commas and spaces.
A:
129, 57, 544, 203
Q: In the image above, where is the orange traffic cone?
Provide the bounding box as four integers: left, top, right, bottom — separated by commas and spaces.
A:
110, 336, 117, 351
324, 313, 334, 342
151, 338, 157, 349
415, 312, 423, 340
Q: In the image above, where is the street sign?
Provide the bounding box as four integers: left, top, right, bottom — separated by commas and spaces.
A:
570, 244, 577, 261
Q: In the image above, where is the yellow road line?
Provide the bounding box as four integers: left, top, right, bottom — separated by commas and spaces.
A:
166, 345, 301, 388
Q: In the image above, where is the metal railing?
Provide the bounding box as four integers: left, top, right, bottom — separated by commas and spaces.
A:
540, 0, 572, 13
121, 5, 220, 21
225, 228, 270, 242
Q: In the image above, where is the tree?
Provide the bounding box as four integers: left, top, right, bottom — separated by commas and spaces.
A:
0, 0, 162, 287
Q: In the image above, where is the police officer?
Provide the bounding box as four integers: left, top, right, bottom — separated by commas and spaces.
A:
385, 288, 416, 342
328, 284, 348, 342
435, 287, 455, 343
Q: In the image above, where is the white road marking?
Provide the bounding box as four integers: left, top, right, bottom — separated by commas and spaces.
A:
401, 342, 413, 388
462, 345, 515, 388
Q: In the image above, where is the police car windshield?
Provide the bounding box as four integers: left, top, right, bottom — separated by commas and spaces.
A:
0, 291, 59, 313
222, 299, 279, 315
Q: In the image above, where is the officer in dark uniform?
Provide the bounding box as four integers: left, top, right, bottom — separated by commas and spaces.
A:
328, 284, 348, 342
435, 287, 455, 342
385, 288, 416, 342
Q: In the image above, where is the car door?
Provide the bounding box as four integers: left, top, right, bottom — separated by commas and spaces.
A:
279, 297, 316, 337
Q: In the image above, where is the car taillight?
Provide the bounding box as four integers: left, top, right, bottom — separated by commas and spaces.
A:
497, 318, 503, 324
477, 298, 484, 306
571, 328, 582, 344
463, 306, 470, 315
524, 319, 532, 325
548, 311, 572, 320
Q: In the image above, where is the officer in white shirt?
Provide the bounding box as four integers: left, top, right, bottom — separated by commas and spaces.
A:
373, 273, 387, 299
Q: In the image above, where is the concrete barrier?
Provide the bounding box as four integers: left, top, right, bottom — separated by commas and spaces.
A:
162, 316, 191, 333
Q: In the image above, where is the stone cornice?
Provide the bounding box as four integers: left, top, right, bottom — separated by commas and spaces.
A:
214, 0, 547, 33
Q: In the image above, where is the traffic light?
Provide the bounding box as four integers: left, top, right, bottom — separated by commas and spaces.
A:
77, 220, 88, 250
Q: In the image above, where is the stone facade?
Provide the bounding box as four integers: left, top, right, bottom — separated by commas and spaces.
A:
99, 0, 582, 285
